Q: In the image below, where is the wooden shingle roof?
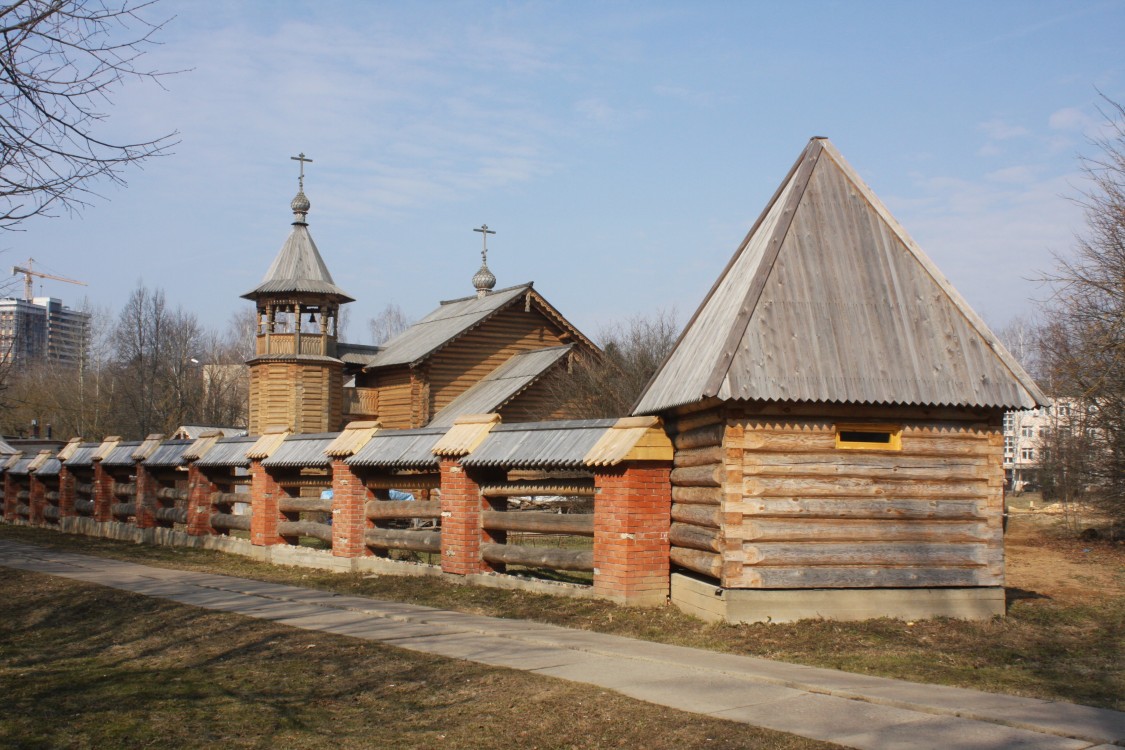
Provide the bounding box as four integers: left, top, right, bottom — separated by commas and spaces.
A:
634, 138, 1047, 414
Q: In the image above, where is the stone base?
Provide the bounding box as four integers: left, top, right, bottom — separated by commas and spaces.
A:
671, 573, 1006, 624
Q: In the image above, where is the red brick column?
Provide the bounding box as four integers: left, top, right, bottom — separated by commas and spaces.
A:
134, 463, 156, 529
28, 474, 45, 524
92, 462, 114, 523
249, 459, 286, 546
593, 461, 672, 606
331, 459, 370, 558
58, 466, 76, 519
438, 458, 489, 575
186, 464, 217, 536
3, 471, 16, 521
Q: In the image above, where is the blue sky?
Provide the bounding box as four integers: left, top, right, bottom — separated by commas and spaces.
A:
7, 0, 1124, 342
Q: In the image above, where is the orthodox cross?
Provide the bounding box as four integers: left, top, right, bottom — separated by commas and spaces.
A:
291, 152, 313, 191
473, 224, 496, 265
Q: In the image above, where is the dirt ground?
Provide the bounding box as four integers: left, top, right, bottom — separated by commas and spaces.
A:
1005, 509, 1125, 603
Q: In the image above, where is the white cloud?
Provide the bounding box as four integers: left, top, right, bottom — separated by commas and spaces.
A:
978, 119, 1030, 140
1048, 107, 1090, 131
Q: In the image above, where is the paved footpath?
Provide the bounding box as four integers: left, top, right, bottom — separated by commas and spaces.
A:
1, 539, 1122, 750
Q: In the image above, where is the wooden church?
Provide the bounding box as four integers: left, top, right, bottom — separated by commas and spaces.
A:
245, 170, 598, 435
634, 137, 1047, 622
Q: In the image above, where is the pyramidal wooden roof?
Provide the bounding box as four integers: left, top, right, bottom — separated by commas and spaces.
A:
242, 193, 353, 302
634, 138, 1047, 414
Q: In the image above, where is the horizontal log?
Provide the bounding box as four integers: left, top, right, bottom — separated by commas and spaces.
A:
364, 528, 441, 553
671, 486, 723, 505
156, 487, 188, 501
743, 476, 988, 499
672, 409, 724, 434
481, 510, 593, 536
210, 513, 251, 531
74, 499, 94, 515
17, 490, 30, 501
16, 503, 29, 516
731, 566, 1002, 589
363, 474, 441, 490
365, 500, 443, 520
742, 459, 987, 482
741, 542, 997, 567
480, 543, 593, 572
733, 519, 992, 543
479, 480, 596, 497
278, 520, 332, 542
75, 483, 93, 496
673, 423, 724, 451
741, 431, 993, 457
42, 506, 59, 520
110, 502, 135, 518
670, 522, 721, 553
670, 547, 723, 579
671, 464, 724, 488
113, 483, 135, 498
46, 491, 59, 501
671, 503, 722, 528
672, 445, 724, 468
155, 507, 188, 524
210, 491, 246, 505
279, 498, 333, 513
730, 497, 988, 520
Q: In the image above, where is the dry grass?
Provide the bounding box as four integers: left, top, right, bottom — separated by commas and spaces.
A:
1, 515, 1122, 711
0, 569, 834, 750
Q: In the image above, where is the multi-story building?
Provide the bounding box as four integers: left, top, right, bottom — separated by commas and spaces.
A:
1002, 406, 1050, 490
0, 296, 90, 369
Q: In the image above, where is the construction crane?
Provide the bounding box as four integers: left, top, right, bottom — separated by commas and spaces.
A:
10, 258, 86, 301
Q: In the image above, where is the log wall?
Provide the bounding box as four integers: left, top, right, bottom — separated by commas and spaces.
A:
722, 412, 1004, 590
249, 360, 343, 434
666, 407, 727, 581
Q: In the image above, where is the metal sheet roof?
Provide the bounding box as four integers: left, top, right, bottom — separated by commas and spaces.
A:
8, 456, 33, 475
461, 419, 616, 469
145, 440, 193, 468
346, 427, 447, 469
364, 284, 532, 369
428, 346, 573, 428
35, 457, 61, 477
242, 209, 353, 301
336, 342, 381, 366
634, 138, 1048, 414
64, 443, 101, 467
261, 433, 335, 468
195, 436, 255, 468
102, 442, 142, 467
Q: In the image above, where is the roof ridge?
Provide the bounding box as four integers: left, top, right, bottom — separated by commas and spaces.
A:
439, 282, 532, 306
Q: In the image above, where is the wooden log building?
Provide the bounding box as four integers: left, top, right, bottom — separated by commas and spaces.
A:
633, 137, 1048, 623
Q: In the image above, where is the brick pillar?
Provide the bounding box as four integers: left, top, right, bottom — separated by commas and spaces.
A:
2, 471, 15, 521
28, 474, 45, 524
58, 466, 76, 518
249, 459, 285, 546
593, 461, 672, 606
185, 464, 217, 536
438, 458, 489, 575
331, 459, 370, 557
134, 463, 156, 529
92, 462, 114, 523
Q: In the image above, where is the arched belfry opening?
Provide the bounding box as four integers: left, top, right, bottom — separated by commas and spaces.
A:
242, 154, 354, 435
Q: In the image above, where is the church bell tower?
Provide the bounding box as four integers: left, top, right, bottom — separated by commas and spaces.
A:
243, 154, 353, 435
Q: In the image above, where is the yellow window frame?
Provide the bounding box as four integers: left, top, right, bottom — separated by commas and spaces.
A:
835, 423, 902, 451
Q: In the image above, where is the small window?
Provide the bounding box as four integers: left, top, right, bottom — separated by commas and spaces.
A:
835, 424, 902, 451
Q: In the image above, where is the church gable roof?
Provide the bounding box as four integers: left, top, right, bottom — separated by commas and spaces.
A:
634, 138, 1047, 414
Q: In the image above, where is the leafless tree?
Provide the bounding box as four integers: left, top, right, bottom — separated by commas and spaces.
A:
1039, 94, 1125, 526
368, 303, 411, 345
0, 0, 178, 230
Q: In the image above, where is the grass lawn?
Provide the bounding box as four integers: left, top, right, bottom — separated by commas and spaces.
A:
0, 568, 835, 750
1, 514, 1122, 712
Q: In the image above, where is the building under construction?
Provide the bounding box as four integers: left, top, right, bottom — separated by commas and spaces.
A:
0, 296, 90, 369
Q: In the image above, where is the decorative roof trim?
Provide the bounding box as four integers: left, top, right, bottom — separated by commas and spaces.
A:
325, 421, 380, 458
246, 427, 290, 460
583, 416, 673, 466
93, 437, 121, 462
56, 437, 82, 462
432, 413, 501, 457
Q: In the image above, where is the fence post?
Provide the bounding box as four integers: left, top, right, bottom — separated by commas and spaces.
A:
592, 460, 672, 606
249, 458, 285, 546
28, 473, 45, 524
92, 460, 114, 523
58, 465, 76, 519
185, 464, 217, 536
134, 462, 156, 529
2, 461, 17, 521
331, 459, 369, 557
438, 458, 490, 575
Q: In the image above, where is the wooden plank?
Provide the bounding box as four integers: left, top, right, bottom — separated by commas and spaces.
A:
729, 499, 992, 526
734, 518, 990, 543
671, 503, 722, 528
741, 542, 998, 567
670, 547, 723, 579
670, 522, 721, 553
730, 566, 1001, 589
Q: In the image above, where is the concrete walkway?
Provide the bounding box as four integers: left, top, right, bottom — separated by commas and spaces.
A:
1, 539, 1121, 750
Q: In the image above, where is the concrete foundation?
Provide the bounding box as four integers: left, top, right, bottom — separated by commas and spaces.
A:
671, 573, 1006, 624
